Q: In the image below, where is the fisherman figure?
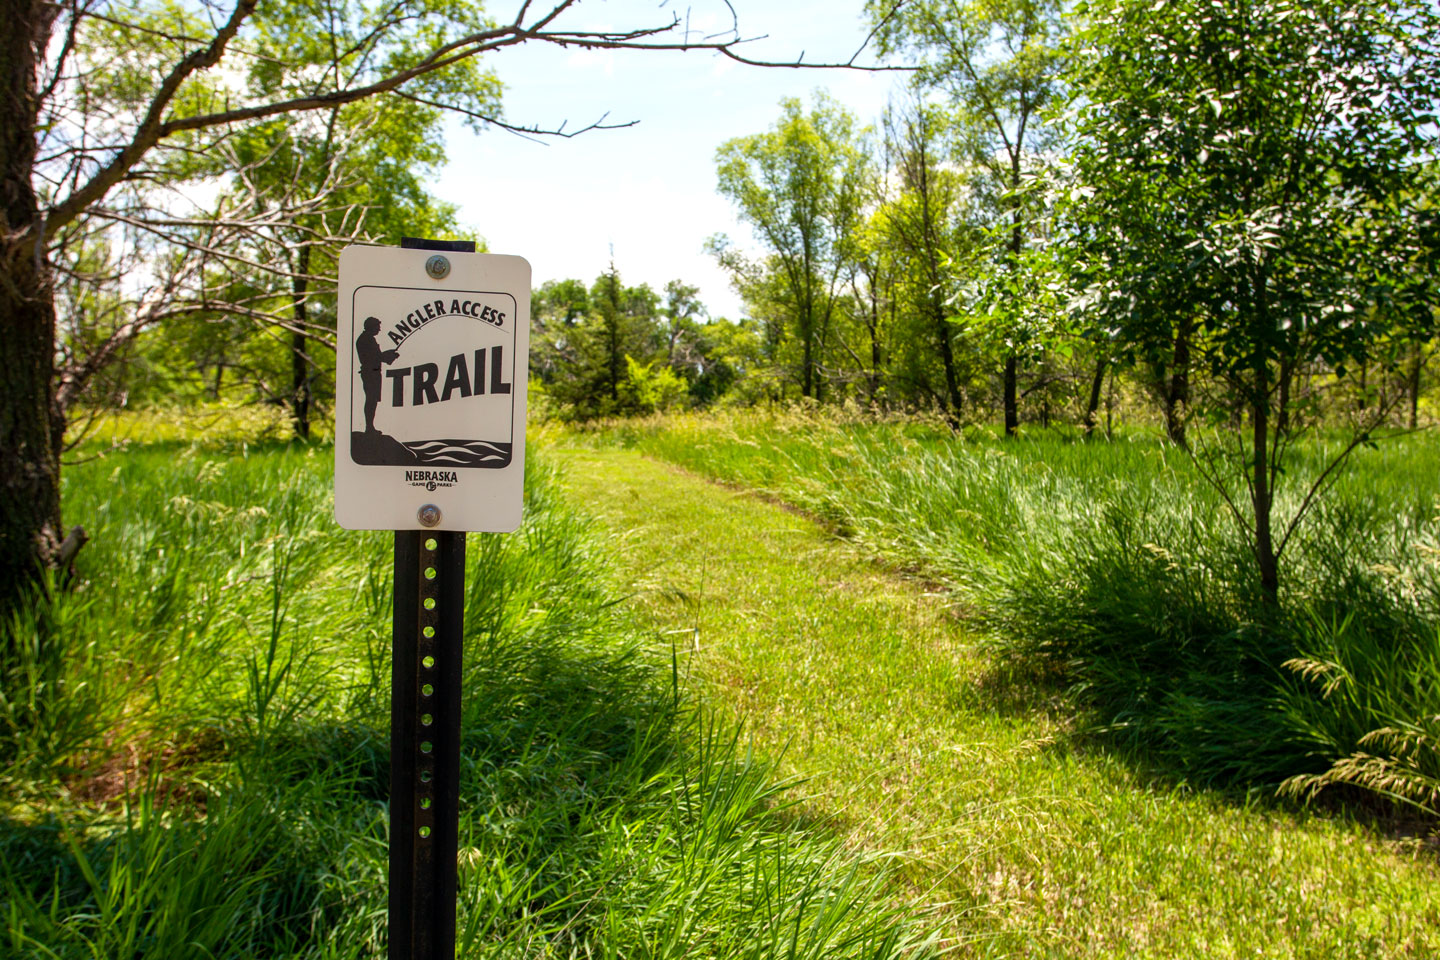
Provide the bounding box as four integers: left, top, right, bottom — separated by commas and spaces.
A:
357, 316, 400, 433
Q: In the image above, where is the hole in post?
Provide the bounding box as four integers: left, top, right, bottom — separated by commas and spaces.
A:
421, 683, 434, 696
424, 567, 437, 580
420, 797, 432, 810
425, 537, 438, 551
422, 655, 435, 669
424, 597, 436, 610
420, 769, 432, 783
421, 713, 433, 726
423, 626, 435, 638
420, 740, 433, 754
419, 826, 431, 839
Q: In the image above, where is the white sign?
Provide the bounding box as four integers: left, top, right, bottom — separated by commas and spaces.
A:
334, 245, 530, 531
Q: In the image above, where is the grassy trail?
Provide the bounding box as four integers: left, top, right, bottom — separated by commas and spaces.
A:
555, 447, 1440, 959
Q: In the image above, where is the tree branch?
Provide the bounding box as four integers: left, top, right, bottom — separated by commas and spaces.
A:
41, 0, 261, 240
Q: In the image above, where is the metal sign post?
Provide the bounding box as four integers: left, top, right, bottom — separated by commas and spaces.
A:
390, 524, 465, 960
335, 237, 530, 960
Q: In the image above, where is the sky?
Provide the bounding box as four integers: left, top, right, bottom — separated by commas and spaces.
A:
433, 1, 912, 320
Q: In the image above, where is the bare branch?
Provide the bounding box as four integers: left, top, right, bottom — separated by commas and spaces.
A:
391, 91, 638, 142
41, 0, 262, 241
81, 6, 288, 64
39, 2, 910, 246
37, 0, 94, 108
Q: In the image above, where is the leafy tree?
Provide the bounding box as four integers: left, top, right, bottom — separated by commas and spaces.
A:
530, 277, 594, 384
542, 265, 670, 420
682, 317, 765, 406
1065, 0, 1440, 598
618, 355, 688, 414
875, 97, 979, 421
713, 94, 872, 401
869, 0, 1068, 435
661, 279, 707, 366
840, 209, 894, 406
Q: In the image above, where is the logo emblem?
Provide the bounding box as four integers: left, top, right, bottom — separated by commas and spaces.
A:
348, 287, 517, 469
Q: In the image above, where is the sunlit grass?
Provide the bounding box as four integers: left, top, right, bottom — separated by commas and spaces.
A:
593, 409, 1440, 797
65, 401, 319, 450
546, 412, 1440, 958
2, 417, 933, 959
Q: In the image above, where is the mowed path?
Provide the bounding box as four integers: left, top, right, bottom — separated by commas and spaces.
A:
555, 447, 1440, 959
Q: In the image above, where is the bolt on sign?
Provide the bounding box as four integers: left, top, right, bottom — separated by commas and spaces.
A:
335, 245, 531, 532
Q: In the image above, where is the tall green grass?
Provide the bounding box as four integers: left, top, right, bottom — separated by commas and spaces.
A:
1, 436, 934, 958
592, 409, 1440, 815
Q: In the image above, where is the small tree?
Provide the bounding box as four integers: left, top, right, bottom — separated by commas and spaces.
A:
868, 0, 1068, 436
1066, 0, 1440, 599
713, 94, 872, 402
875, 96, 977, 422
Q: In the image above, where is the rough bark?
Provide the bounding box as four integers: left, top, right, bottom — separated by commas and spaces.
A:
289, 247, 311, 440
1165, 318, 1191, 447
1083, 355, 1107, 438
0, 0, 62, 606
1003, 352, 1018, 437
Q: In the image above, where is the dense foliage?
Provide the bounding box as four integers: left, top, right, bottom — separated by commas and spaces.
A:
687, 0, 1440, 441
52, 0, 1437, 458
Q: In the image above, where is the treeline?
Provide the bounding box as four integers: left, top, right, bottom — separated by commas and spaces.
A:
527, 269, 761, 420
94, 0, 1440, 449
678, 0, 1440, 442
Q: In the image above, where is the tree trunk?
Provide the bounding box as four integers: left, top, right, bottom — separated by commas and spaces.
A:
1004, 164, 1023, 439
1408, 344, 1423, 429
1166, 319, 1191, 447
801, 330, 814, 399
1, 1, 63, 607
1083, 355, 1107, 438
1276, 356, 1293, 438
868, 293, 882, 404
290, 327, 309, 439
604, 266, 622, 401
0, 257, 63, 607
289, 247, 311, 440
1003, 352, 1018, 437
1105, 365, 1115, 439
1252, 362, 1279, 601
935, 297, 961, 423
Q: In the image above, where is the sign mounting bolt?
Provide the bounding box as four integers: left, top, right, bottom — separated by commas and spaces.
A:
425, 255, 450, 280
418, 504, 441, 527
